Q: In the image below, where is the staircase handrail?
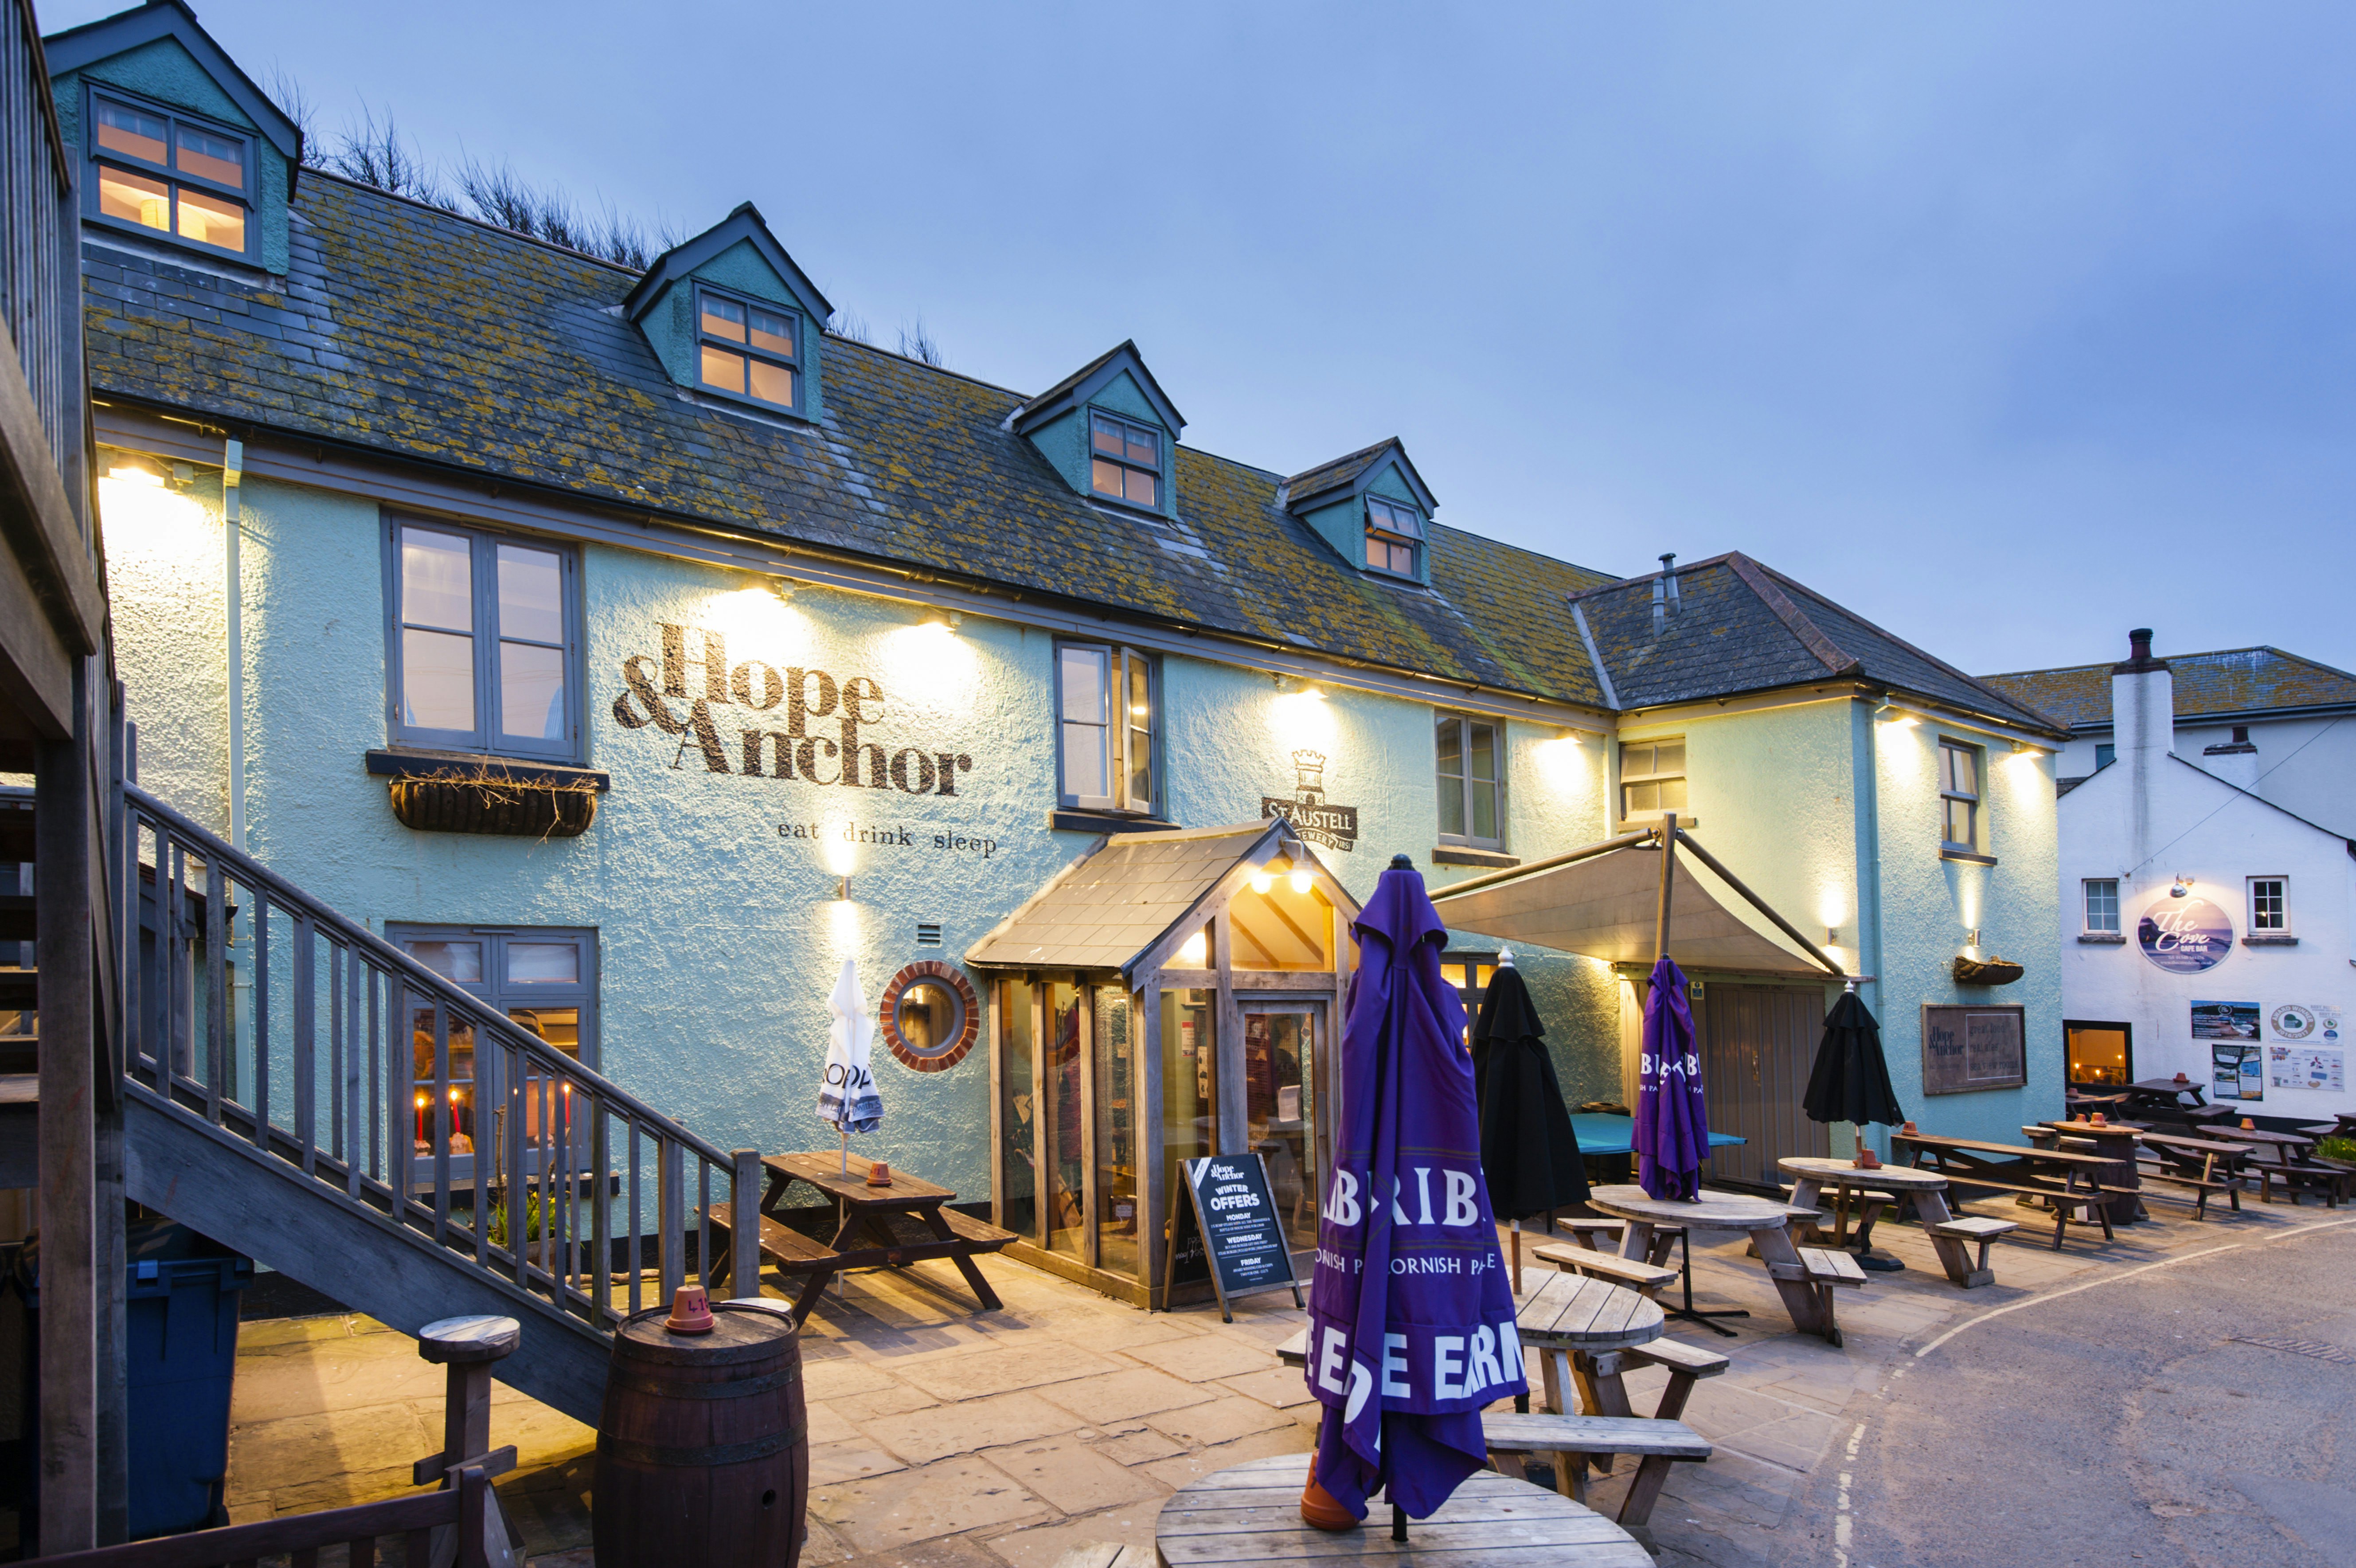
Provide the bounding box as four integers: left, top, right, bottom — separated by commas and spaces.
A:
123, 781, 737, 1169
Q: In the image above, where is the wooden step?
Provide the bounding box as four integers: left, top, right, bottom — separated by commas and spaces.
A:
942, 1209, 1017, 1251
1796, 1246, 1868, 1287
1275, 1328, 1309, 1368
1618, 1337, 1730, 1378
1532, 1242, 1676, 1294
1483, 1413, 1711, 1460
1929, 1216, 2020, 1240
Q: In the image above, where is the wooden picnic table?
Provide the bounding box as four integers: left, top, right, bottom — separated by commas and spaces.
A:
1514, 1269, 1665, 1421
2129, 1129, 2253, 1221
1153, 1452, 1652, 1566
1585, 1184, 1859, 1344
2026, 1121, 2147, 1224
2120, 1078, 2234, 1126
702, 1151, 1015, 1323
1892, 1133, 2123, 1248
2200, 1124, 2351, 1207
2297, 1113, 2356, 1141
1779, 1157, 1987, 1282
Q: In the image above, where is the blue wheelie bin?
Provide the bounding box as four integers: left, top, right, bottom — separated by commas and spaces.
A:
16, 1219, 253, 1538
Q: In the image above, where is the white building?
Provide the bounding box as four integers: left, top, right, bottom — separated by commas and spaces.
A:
1988, 631, 2353, 1119
1985, 637, 2356, 838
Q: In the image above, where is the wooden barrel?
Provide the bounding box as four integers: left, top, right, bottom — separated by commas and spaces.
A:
594, 1301, 808, 1568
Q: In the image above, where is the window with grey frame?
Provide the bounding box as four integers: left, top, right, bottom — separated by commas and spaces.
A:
86, 86, 252, 257
2083, 878, 2119, 933
1088, 411, 1163, 508
1436, 713, 1503, 848
387, 926, 598, 1168
1938, 740, 1981, 852
1057, 642, 1156, 814
387, 517, 583, 762
696, 285, 801, 412
1365, 496, 1424, 577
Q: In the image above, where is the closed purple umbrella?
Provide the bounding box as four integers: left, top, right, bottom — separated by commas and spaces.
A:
1304, 856, 1527, 1527
1633, 955, 1710, 1200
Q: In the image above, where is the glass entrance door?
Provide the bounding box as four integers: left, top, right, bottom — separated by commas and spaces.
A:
1241, 1003, 1325, 1253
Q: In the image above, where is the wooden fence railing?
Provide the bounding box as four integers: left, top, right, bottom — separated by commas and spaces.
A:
120, 781, 760, 1330
25, 1462, 499, 1567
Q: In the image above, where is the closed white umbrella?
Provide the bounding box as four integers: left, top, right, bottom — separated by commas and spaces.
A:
817, 959, 883, 1173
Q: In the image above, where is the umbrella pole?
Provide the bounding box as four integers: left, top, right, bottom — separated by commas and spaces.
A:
1510, 1220, 1521, 1285
840, 1128, 848, 1177
1653, 811, 1678, 960
1392, 1505, 1407, 1542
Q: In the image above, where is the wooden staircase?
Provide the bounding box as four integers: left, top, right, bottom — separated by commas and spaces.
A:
104, 783, 762, 1426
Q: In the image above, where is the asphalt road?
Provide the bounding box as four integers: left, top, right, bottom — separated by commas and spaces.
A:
1784, 1214, 2356, 1567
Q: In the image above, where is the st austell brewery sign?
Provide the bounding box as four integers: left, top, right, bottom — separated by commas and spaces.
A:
612, 623, 974, 796
1262, 750, 1359, 852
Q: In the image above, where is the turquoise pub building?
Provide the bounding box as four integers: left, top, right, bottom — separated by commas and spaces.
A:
61, 0, 2072, 1303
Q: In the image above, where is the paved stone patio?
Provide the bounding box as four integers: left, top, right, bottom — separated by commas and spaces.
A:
223, 1189, 2317, 1565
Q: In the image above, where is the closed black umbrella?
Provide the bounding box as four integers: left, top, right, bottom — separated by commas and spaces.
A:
1803, 987, 1906, 1130
1471, 956, 1589, 1230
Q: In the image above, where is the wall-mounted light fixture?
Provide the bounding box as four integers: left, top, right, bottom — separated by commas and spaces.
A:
2169, 875, 2193, 899
768, 575, 799, 604
106, 455, 164, 488
1249, 869, 1274, 895
1964, 927, 1980, 948
1877, 704, 1918, 729
1289, 868, 1314, 895
836, 874, 852, 901
1825, 925, 1840, 944
922, 609, 963, 632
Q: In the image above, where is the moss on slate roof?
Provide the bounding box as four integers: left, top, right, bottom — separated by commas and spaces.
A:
1982, 646, 2356, 729
81, 175, 1618, 706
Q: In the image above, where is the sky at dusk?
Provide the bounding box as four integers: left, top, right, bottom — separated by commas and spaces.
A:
47, 1, 2356, 677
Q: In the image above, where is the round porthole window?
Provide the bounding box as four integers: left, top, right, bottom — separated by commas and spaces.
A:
878, 961, 981, 1073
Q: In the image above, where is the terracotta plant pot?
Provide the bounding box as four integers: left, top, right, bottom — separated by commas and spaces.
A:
867, 1161, 893, 1187
1301, 1462, 1359, 1532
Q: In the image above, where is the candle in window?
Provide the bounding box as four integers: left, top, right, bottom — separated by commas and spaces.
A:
414, 1092, 427, 1146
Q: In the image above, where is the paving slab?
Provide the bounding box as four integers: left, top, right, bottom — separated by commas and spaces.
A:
859, 1389, 1088, 1466
809, 1455, 1049, 1553
980, 1431, 1167, 1514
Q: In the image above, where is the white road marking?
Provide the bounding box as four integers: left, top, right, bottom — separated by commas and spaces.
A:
1914, 1215, 2356, 1358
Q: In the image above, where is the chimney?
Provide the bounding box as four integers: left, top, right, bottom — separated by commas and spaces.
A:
2201, 722, 2260, 791
2110, 627, 2174, 870
1651, 553, 1679, 635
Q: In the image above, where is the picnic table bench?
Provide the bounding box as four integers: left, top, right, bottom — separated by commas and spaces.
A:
2134, 1129, 2253, 1220
2200, 1124, 2351, 1208
2025, 1120, 2147, 1224
1892, 1133, 2128, 1248
2120, 1078, 2235, 1128
703, 1152, 1014, 1323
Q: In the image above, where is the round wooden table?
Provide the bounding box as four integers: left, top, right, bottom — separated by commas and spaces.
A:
1514, 1269, 1664, 1417
1778, 1156, 1955, 1272
1154, 1452, 1652, 1567
1586, 1183, 1839, 1341
2029, 1121, 2146, 1224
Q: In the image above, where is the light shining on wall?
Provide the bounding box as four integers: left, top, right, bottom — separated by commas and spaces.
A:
98, 468, 210, 553
1267, 685, 1338, 754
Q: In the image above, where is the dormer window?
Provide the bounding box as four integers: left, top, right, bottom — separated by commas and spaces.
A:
86, 89, 250, 255
1090, 411, 1162, 508
696, 286, 800, 411
1365, 496, 1423, 576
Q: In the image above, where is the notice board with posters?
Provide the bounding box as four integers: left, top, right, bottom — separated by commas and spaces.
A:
1921, 1005, 2028, 1095
1163, 1152, 1302, 1320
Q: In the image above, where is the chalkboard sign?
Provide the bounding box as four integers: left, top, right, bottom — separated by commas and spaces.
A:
1162, 1153, 1302, 1321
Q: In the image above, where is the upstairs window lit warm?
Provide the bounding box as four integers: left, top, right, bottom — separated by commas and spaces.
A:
1365, 496, 1423, 576
1089, 411, 1162, 508
697, 285, 799, 411
86, 89, 250, 256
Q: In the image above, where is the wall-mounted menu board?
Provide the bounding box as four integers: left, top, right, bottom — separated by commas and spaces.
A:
1163, 1152, 1301, 1320
1921, 1005, 2027, 1095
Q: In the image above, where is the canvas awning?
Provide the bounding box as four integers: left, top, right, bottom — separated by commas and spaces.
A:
1429, 828, 1844, 979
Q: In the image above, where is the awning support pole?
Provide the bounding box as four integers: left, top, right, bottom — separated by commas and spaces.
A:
1653, 813, 1677, 962
1672, 826, 1846, 978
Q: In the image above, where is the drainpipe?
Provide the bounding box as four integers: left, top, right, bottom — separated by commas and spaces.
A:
223, 439, 243, 853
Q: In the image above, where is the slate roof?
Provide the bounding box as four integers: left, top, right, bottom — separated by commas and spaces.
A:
1284, 440, 1395, 508
1572, 552, 2067, 733
79, 176, 1617, 707
1981, 647, 2356, 730
965, 822, 1279, 972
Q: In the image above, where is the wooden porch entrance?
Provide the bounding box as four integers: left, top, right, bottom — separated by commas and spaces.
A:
1697, 983, 1831, 1189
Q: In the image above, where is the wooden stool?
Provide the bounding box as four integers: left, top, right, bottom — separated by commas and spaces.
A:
416, 1315, 525, 1568
1925, 1216, 2018, 1286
